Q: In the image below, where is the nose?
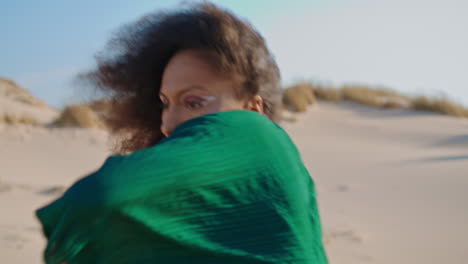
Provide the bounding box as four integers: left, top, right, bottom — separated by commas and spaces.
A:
160, 122, 173, 137
160, 110, 178, 137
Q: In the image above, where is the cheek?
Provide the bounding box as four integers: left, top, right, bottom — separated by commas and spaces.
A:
206, 100, 225, 112
202, 98, 241, 115
179, 108, 209, 125
216, 96, 245, 111
161, 108, 196, 130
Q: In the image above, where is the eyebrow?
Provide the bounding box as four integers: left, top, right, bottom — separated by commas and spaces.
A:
159, 85, 207, 99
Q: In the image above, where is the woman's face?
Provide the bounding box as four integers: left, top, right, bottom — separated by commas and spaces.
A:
159, 49, 262, 137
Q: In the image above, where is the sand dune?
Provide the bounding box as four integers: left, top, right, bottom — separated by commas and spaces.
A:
0, 78, 59, 125
1, 101, 467, 263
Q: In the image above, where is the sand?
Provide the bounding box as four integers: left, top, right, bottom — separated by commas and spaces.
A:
282, 102, 468, 263
1, 101, 467, 263
0, 125, 110, 263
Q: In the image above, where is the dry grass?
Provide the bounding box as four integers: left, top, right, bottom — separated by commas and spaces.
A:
1, 114, 41, 126
278, 104, 299, 122
282, 83, 316, 112
411, 96, 468, 118
340, 86, 385, 107
340, 85, 410, 108
87, 99, 113, 113
313, 86, 343, 102
282, 81, 468, 119
382, 100, 407, 109
52, 104, 106, 129
0, 78, 18, 89
0, 77, 52, 109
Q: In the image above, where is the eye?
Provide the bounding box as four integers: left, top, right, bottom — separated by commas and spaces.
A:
159, 95, 169, 109
184, 96, 206, 110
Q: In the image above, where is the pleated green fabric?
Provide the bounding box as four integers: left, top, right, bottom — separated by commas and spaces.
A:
36, 110, 328, 264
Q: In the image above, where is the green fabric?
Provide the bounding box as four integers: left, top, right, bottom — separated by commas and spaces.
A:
36, 110, 328, 264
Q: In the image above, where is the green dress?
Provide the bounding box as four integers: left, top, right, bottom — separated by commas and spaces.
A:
36, 110, 328, 264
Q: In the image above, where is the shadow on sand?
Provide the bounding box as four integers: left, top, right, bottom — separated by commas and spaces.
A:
332, 102, 435, 119
419, 155, 468, 162
431, 135, 468, 149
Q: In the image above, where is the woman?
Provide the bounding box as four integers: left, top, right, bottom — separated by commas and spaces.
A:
36, 2, 328, 263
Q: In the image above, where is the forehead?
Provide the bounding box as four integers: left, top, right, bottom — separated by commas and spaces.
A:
161, 50, 219, 91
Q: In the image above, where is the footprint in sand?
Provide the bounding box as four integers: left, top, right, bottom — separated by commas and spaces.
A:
37, 185, 66, 196
323, 228, 372, 261
336, 184, 349, 192
0, 181, 12, 192
1, 230, 28, 250
24, 226, 41, 233
356, 254, 373, 261
327, 229, 363, 244
16, 183, 32, 190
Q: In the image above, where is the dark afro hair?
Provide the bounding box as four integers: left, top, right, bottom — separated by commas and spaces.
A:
81, 2, 282, 154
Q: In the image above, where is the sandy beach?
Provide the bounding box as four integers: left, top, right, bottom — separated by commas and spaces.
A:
1, 101, 467, 263
283, 102, 468, 263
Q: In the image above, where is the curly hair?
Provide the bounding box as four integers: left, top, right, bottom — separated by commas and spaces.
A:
82, 2, 282, 154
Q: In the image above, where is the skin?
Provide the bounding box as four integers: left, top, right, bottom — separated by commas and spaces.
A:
159, 49, 263, 137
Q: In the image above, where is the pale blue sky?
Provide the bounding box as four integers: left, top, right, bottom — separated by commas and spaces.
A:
1, 0, 467, 107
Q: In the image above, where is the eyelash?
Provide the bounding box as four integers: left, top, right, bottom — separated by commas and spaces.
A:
186, 102, 203, 110
159, 96, 206, 110
160, 97, 169, 109
185, 99, 204, 109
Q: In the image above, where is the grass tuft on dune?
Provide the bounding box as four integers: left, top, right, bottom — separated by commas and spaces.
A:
410, 96, 468, 118
1, 114, 41, 126
282, 82, 468, 119
52, 104, 106, 129
282, 83, 316, 112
